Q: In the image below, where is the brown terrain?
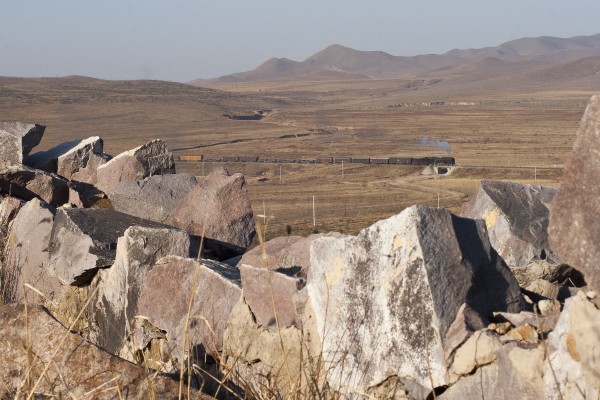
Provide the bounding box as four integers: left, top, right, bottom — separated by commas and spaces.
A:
1, 34, 599, 240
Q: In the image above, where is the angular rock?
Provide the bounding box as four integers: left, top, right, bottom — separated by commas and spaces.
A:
48, 208, 173, 286
461, 180, 558, 268
0, 195, 24, 229
130, 255, 241, 363
449, 330, 502, 380
0, 122, 45, 167
89, 228, 200, 355
544, 291, 600, 399
222, 297, 304, 397
306, 205, 525, 398
67, 181, 105, 208
0, 164, 69, 206
493, 311, 558, 333
239, 262, 305, 329
526, 278, 561, 300
549, 95, 600, 293
110, 173, 198, 223
2, 199, 57, 304
96, 139, 175, 195
238, 234, 318, 277
443, 304, 488, 361
0, 304, 208, 399
511, 259, 585, 288
25, 136, 105, 180
441, 341, 544, 400
167, 167, 255, 258
71, 151, 112, 185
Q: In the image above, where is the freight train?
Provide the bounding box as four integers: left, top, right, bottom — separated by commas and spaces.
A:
178, 155, 455, 166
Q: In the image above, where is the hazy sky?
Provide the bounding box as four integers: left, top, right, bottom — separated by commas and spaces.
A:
1, 1, 599, 82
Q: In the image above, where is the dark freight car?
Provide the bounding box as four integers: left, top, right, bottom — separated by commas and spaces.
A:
369, 158, 389, 164
333, 157, 352, 164
238, 156, 259, 162
352, 158, 370, 164
222, 156, 240, 162
411, 157, 430, 165
316, 157, 333, 164
389, 157, 412, 165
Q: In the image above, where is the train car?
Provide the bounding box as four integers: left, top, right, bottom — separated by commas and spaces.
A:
178, 155, 203, 161
369, 158, 389, 164
238, 156, 259, 162
204, 157, 222, 162
222, 156, 240, 162
316, 157, 333, 164
388, 157, 412, 165
333, 157, 352, 164
352, 158, 370, 164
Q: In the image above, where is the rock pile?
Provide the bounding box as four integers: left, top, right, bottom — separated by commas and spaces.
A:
1, 97, 599, 400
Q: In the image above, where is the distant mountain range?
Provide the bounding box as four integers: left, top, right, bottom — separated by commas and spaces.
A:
190, 33, 600, 84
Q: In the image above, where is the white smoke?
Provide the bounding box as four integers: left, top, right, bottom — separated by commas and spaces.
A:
419, 137, 451, 153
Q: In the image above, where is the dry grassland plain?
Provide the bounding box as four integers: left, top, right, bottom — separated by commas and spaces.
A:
0, 75, 594, 240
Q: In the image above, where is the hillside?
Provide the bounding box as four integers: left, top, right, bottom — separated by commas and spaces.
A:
196, 33, 600, 83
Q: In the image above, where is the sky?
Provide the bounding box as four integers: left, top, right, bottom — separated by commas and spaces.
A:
1, 1, 599, 82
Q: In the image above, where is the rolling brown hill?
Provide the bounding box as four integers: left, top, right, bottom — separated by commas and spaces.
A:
194, 33, 600, 84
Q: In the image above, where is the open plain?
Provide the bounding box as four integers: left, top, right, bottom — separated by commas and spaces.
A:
0, 62, 596, 239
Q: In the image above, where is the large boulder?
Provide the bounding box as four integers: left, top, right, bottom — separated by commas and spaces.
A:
127, 255, 242, 365
167, 167, 255, 258
88, 227, 200, 355
25, 136, 106, 181
461, 180, 558, 268
110, 173, 198, 223
47, 208, 174, 286
0, 165, 69, 206
0, 195, 24, 230
306, 205, 525, 398
549, 95, 600, 292
0, 122, 45, 167
237, 235, 319, 329
0, 304, 209, 399
96, 139, 175, 195
544, 291, 600, 399
2, 199, 57, 304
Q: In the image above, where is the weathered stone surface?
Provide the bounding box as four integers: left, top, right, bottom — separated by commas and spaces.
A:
96, 139, 175, 195
461, 180, 558, 268
238, 234, 319, 277
511, 259, 585, 288
0, 122, 45, 167
110, 173, 197, 223
0, 304, 209, 399
71, 151, 112, 185
526, 278, 561, 300
239, 262, 305, 329
549, 95, 600, 293
222, 297, 304, 397
48, 208, 172, 286
307, 205, 525, 397
0, 195, 24, 229
493, 310, 558, 333
449, 330, 502, 380
25, 136, 104, 179
67, 181, 105, 208
2, 199, 57, 304
167, 167, 255, 258
0, 164, 69, 206
441, 341, 544, 400
89, 229, 200, 355
443, 303, 488, 361
544, 291, 600, 399
130, 255, 241, 363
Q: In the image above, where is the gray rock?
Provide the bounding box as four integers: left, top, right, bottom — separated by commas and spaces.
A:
48, 208, 173, 286
441, 339, 544, 400
0, 164, 69, 206
2, 199, 57, 304
110, 173, 198, 223
89, 227, 200, 355
71, 152, 112, 185
96, 139, 175, 195
306, 205, 524, 398
0, 195, 24, 229
461, 180, 558, 268
239, 262, 305, 329
167, 167, 255, 258
0, 122, 45, 167
132, 255, 242, 363
238, 234, 318, 277
0, 304, 208, 399
25, 136, 104, 180
511, 259, 585, 288
443, 304, 488, 361
549, 95, 600, 293
544, 291, 600, 399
